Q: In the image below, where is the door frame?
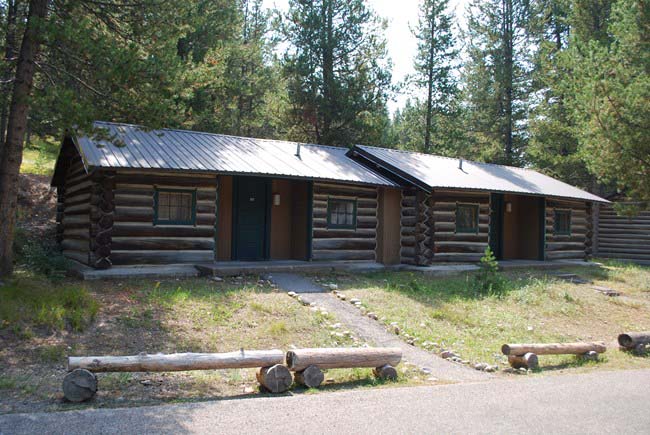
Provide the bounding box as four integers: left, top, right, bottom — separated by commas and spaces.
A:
231, 176, 272, 261
489, 193, 504, 260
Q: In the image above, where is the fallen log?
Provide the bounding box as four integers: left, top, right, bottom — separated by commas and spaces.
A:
63, 369, 97, 402
285, 347, 402, 372
256, 364, 293, 393
68, 350, 285, 373
294, 365, 324, 388
508, 353, 539, 370
618, 332, 650, 350
501, 342, 606, 356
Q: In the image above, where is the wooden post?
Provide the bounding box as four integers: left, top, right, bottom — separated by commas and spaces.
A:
508, 353, 539, 370
294, 365, 324, 388
501, 342, 606, 356
68, 350, 285, 372
256, 364, 293, 393
618, 332, 650, 350
63, 369, 97, 402
286, 347, 402, 372
373, 364, 398, 380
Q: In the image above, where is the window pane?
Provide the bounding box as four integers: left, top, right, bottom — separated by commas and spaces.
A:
156, 190, 194, 224
457, 204, 478, 233
328, 199, 356, 229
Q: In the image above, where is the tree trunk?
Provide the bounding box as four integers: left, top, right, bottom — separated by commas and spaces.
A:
0, 0, 17, 148
502, 0, 514, 165
501, 342, 606, 356
0, 0, 49, 277
294, 364, 324, 388
424, 1, 435, 153
68, 350, 285, 372
285, 347, 402, 372
256, 364, 293, 393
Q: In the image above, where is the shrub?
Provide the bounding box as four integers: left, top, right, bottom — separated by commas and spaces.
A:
13, 228, 69, 281
474, 247, 504, 295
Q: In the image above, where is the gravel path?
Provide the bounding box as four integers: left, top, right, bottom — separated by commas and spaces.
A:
269, 273, 490, 383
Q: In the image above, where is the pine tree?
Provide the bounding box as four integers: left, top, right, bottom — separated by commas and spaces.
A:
462, 0, 532, 165
282, 0, 392, 146
410, 0, 457, 153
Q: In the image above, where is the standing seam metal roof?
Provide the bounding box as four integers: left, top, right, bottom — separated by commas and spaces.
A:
353, 144, 608, 203
73, 122, 397, 187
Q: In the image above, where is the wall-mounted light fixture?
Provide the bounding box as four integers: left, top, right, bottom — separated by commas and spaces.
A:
506, 202, 512, 213
273, 193, 281, 206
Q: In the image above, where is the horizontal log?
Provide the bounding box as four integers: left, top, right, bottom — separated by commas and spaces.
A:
545, 250, 585, 260
311, 250, 376, 261
313, 207, 376, 219
502, 342, 606, 356
110, 250, 214, 265
313, 228, 375, 239
313, 190, 377, 200
435, 233, 489, 243
432, 253, 483, 262
312, 238, 376, 250
597, 246, 650, 255
63, 214, 90, 225
61, 239, 90, 252
313, 217, 377, 229
112, 223, 214, 238
115, 174, 218, 188
68, 350, 285, 372
111, 237, 215, 251
66, 180, 93, 196
114, 194, 153, 207
63, 250, 89, 264
63, 228, 90, 240
435, 242, 488, 254
545, 242, 586, 251
285, 347, 402, 371
65, 203, 91, 215
314, 182, 377, 196
618, 332, 650, 350
114, 206, 152, 222
435, 222, 489, 232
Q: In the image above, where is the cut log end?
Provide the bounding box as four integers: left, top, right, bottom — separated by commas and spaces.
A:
373, 364, 398, 380
256, 364, 293, 394
618, 332, 650, 350
508, 353, 539, 370
295, 365, 324, 388
63, 369, 97, 402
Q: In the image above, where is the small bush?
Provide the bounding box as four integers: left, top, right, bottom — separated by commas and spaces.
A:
13, 228, 69, 281
474, 247, 504, 295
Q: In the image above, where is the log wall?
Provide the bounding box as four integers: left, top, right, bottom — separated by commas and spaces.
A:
60, 155, 92, 265
545, 198, 591, 260
110, 170, 216, 265
596, 202, 650, 265
432, 190, 490, 263
400, 189, 418, 265
311, 182, 378, 261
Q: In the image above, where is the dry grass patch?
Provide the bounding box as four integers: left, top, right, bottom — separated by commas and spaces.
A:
0, 275, 420, 414
336, 261, 650, 374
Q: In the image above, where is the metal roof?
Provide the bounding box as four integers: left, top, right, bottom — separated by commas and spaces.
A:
352, 144, 608, 203
72, 122, 396, 187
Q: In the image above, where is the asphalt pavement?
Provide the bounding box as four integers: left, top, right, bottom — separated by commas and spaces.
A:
2, 369, 649, 434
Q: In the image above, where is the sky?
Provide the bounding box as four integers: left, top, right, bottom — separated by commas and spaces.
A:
262, 0, 472, 113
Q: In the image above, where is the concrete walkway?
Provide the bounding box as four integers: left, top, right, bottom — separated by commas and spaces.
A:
3, 369, 649, 434
268, 273, 489, 383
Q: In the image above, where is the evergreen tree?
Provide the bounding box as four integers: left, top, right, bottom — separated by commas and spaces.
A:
282, 0, 392, 146
462, 0, 532, 165
410, 0, 458, 153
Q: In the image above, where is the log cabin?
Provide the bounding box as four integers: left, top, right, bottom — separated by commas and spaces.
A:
51, 121, 607, 269
349, 145, 607, 265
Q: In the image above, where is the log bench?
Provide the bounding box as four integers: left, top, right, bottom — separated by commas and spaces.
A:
285, 347, 402, 388
501, 342, 607, 370
63, 349, 289, 402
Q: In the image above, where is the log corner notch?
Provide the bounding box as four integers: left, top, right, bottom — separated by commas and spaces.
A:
90, 170, 115, 269
502, 342, 607, 370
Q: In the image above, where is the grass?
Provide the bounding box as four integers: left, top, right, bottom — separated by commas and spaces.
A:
336, 260, 650, 373
19, 138, 58, 175
0, 275, 421, 414
0, 274, 99, 334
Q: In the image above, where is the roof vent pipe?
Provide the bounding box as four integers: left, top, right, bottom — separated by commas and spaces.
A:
295, 143, 301, 158
458, 158, 463, 170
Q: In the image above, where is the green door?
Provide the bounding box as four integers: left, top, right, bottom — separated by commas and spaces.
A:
489, 193, 504, 260
232, 177, 270, 260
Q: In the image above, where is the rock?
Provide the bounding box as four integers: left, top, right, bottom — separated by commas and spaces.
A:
320, 311, 329, 316
243, 386, 255, 394
461, 360, 469, 365
389, 322, 399, 327
527, 326, 534, 331
212, 276, 223, 282
354, 301, 362, 307
343, 330, 352, 336
140, 380, 152, 386
328, 284, 338, 290
427, 377, 439, 382
421, 367, 432, 374
474, 363, 488, 371
485, 365, 497, 373
582, 350, 599, 361
420, 323, 426, 328
392, 326, 400, 335
287, 291, 297, 297
502, 367, 515, 374
338, 294, 346, 300
407, 339, 415, 346
350, 298, 360, 304
440, 350, 454, 359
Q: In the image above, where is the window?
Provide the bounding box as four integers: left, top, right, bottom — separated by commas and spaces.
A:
554, 210, 571, 235
327, 198, 357, 229
154, 188, 196, 225
456, 203, 479, 233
